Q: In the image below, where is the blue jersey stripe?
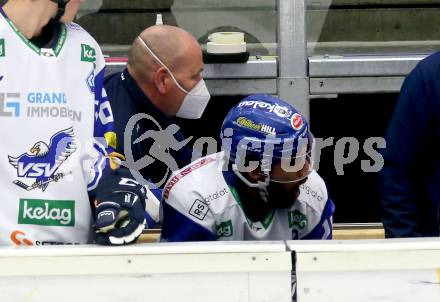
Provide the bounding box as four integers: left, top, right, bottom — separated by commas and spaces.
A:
161, 202, 216, 242
301, 198, 335, 240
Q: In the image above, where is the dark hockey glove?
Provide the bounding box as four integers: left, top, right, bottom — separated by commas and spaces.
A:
93, 168, 159, 245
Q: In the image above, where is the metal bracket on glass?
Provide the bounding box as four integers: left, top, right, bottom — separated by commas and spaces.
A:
310, 77, 405, 94
277, 0, 309, 119
278, 77, 309, 117
207, 79, 277, 96
203, 60, 277, 79
309, 55, 428, 77
105, 60, 277, 79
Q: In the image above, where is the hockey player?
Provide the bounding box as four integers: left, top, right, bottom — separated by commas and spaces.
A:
0, 0, 159, 246
161, 94, 335, 241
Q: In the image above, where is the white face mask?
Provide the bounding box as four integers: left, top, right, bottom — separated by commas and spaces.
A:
137, 37, 211, 119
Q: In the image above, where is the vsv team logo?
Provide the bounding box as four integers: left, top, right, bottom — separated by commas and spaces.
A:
8, 127, 77, 191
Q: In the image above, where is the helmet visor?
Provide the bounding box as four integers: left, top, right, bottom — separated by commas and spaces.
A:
262, 133, 315, 183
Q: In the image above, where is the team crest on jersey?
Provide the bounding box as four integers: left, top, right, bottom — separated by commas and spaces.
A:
8, 127, 77, 191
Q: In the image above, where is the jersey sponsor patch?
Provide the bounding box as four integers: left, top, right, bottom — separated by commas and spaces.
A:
0, 39, 5, 57
81, 44, 96, 63
8, 127, 77, 191
163, 157, 216, 199
18, 198, 75, 227
10, 230, 80, 246
288, 210, 308, 229
1, 91, 83, 121
10, 230, 33, 246
203, 188, 229, 204
0, 92, 20, 117
189, 199, 209, 221
300, 183, 324, 201
216, 220, 233, 238
35, 240, 80, 246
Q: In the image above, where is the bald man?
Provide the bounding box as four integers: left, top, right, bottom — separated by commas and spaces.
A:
104, 25, 210, 189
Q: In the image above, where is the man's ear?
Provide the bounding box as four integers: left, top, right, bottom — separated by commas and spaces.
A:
153, 67, 170, 94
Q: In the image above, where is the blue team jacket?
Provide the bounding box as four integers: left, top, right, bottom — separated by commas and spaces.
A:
379, 51, 440, 238
104, 68, 194, 187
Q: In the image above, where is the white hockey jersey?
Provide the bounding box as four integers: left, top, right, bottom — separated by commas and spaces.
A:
161, 152, 335, 241
0, 10, 115, 246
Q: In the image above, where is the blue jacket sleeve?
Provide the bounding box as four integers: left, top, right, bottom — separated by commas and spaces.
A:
379, 53, 440, 238
87, 68, 121, 194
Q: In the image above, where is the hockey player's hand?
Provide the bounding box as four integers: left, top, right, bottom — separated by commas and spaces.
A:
93, 169, 160, 245
94, 191, 146, 245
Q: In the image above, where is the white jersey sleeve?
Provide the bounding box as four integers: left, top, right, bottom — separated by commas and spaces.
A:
161, 156, 220, 241
292, 171, 335, 240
